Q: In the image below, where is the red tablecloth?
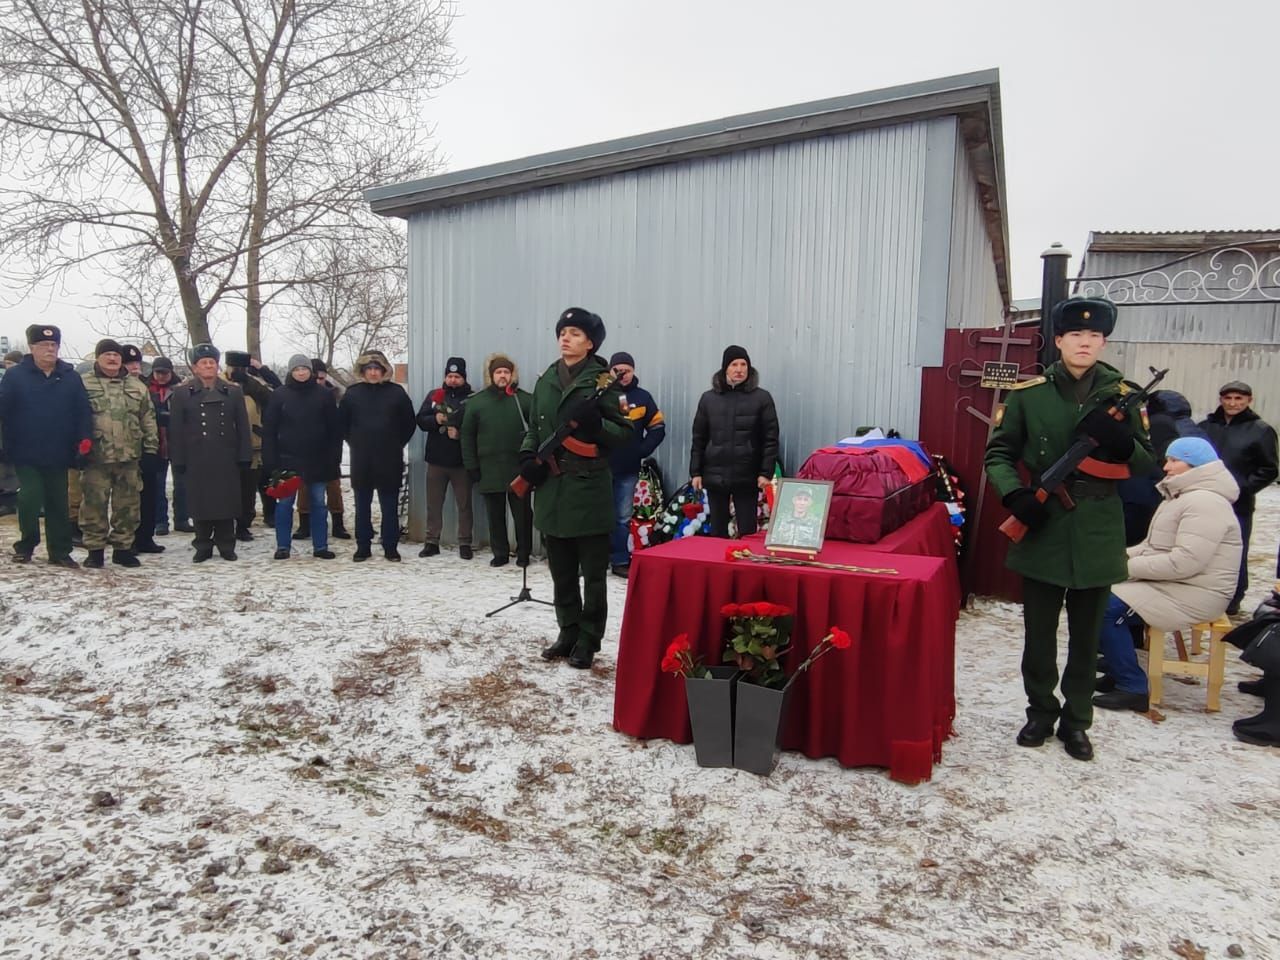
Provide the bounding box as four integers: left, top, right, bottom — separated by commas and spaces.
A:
613, 535, 958, 783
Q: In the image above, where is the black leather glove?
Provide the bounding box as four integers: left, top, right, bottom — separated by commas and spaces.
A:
1078, 407, 1135, 460
141, 452, 162, 473
467, 468, 482, 483
518, 449, 550, 488
568, 397, 603, 441
1002, 487, 1050, 531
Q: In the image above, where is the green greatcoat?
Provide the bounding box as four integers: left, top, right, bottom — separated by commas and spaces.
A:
521, 355, 631, 538
984, 360, 1154, 589
461, 384, 533, 494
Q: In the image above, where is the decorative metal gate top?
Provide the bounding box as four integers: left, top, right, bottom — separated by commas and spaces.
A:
1073, 239, 1280, 304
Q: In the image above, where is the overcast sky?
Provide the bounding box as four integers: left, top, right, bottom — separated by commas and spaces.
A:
3, 0, 1277, 360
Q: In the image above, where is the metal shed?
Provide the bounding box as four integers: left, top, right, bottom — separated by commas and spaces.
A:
368, 70, 1011, 541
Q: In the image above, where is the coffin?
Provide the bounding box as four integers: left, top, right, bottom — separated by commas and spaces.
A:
796, 443, 936, 543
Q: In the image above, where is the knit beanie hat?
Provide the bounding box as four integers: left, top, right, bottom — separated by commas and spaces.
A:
288, 354, 312, 373
95, 338, 123, 358
608, 351, 635, 369
1166, 437, 1218, 468
721, 344, 751, 373
488, 355, 514, 377
311, 358, 327, 374
151, 357, 174, 374
444, 356, 467, 379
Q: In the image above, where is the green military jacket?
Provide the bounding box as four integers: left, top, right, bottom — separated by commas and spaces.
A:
984, 360, 1153, 589
461, 383, 533, 494
83, 369, 159, 464
521, 355, 631, 538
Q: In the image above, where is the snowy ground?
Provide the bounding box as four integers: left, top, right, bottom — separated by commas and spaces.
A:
1, 490, 1278, 960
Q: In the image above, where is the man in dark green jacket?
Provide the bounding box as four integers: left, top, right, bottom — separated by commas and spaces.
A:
462, 354, 534, 567
518, 308, 631, 669
985, 297, 1153, 761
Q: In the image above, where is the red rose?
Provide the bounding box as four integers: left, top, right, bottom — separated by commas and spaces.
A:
829, 626, 852, 650
720, 603, 740, 618
668, 633, 691, 653
661, 652, 683, 674
681, 503, 701, 519
723, 547, 740, 562
431, 388, 445, 403
761, 603, 792, 618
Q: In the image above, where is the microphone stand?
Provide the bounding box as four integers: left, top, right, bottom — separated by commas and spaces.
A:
486, 559, 555, 618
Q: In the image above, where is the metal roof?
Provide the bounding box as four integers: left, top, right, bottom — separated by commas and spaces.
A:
1087, 230, 1280, 252
367, 68, 1009, 302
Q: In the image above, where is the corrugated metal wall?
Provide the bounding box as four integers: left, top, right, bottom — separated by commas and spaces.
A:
1103, 341, 1280, 426
946, 145, 1005, 330
404, 117, 993, 540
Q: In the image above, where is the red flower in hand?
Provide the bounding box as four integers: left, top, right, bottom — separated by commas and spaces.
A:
829, 626, 852, 649
431, 388, 445, 403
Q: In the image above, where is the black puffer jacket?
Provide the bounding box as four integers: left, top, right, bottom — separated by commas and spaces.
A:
261, 376, 341, 483
1199, 405, 1279, 514
340, 380, 416, 489
689, 367, 780, 489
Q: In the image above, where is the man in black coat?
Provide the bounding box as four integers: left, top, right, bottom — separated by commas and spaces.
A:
1199, 381, 1279, 612
262, 355, 342, 560
339, 350, 416, 561
605, 351, 665, 578
0, 324, 92, 567
416, 357, 474, 558
690, 345, 780, 538
169, 344, 252, 562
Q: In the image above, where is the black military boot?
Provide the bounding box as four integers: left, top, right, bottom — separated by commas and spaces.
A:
419, 543, 440, 558
1233, 673, 1280, 747
384, 546, 401, 562
568, 641, 596, 670
111, 548, 141, 568
1015, 717, 1055, 747
353, 543, 372, 562
540, 631, 577, 661
84, 548, 105, 568
135, 539, 166, 554
235, 521, 254, 542
459, 545, 473, 560
192, 546, 214, 563
1056, 725, 1094, 761
330, 514, 351, 540
294, 513, 310, 539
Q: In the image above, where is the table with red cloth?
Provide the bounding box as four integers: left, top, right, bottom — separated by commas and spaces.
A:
613, 523, 959, 783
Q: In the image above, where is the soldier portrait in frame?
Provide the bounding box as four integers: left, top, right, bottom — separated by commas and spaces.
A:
765, 478, 834, 556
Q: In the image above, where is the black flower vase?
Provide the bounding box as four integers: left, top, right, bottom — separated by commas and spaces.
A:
684, 666, 737, 767
733, 680, 791, 775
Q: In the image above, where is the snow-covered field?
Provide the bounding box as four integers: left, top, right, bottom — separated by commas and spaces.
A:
2, 489, 1278, 960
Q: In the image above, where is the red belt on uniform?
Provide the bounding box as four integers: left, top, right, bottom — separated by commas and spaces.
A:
561, 436, 600, 458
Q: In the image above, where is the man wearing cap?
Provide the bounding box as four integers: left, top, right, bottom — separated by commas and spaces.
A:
295, 358, 350, 541
339, 350, 416, 561
1199, 381, 1278, 614
145, 357, 187, 535
80, 339, 159, 568
1094, 436, 1241, 713
118, 344, 165, 555
519, 308, 631, 669
985, 297, 1153, 761
461, 354, 534, 567
416, 356, 475, 558
690, 345, 780, 538
605, 352, 666, 579
0, 325, 92, 567
170, 344, 252, 561
120, 343, 144, 378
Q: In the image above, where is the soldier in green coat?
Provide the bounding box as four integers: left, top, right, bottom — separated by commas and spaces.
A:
80, 338, 159, 568
518, 308, 631, 669
984, 298, 1153, 761
461, 354, 534, 567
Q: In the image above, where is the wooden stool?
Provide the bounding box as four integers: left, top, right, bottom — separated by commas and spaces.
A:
1144, 616, 1231, 712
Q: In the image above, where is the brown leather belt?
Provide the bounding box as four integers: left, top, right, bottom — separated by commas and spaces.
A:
561, 436, 599, 458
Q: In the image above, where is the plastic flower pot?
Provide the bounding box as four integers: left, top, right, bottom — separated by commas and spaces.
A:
684, 666, 737, 767
733, 680, 791, 776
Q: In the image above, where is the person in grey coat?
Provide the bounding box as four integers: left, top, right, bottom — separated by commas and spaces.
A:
168, 344, 252, 562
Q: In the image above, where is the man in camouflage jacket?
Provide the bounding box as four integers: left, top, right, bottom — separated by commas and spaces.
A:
80, 339, 159, 567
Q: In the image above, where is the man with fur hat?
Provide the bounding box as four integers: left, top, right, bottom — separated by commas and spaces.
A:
461, 353, 534, 567
0, 324, 92, 566
170, 344, 252, 561
79, 338, 159, 568
985, 297, 1153, 761
690, 344, 779, 538
1198, 380, 1278, 613
339, 350, 416, 561
416, 355, 475, 558
605, 351, 665, 578
518, 307, 631, 669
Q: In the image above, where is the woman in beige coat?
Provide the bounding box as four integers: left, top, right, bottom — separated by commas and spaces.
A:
1095, 436, 1242, 712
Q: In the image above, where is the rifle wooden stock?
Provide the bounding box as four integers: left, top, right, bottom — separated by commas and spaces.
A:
509, 474, 531, 498
997, 487, 1064, 544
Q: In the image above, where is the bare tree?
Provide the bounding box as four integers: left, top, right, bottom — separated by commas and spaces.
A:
0, 0, 454, 349
92, 256, 195, 363
289, 223, 407, 369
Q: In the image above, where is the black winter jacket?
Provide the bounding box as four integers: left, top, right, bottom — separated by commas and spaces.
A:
1199, 405, 1279, 514
262, 377, 341, 483
339, 380, 416, 489
689, 368, 779, 490
608, 377, 666, 477
416, 382, 473, 468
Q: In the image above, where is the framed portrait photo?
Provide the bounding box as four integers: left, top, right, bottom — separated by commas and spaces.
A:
765, 478, 834, 557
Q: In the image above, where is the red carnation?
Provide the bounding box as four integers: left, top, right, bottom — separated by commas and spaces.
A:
761, 603, 792, 618
668, 633, 691, 653
720, 603, 740, 618
681, 502, 701, 519
829, 626, 852, 650
661, 652, 683, 674
431, 388, 445, 403
723, 547, 740, 562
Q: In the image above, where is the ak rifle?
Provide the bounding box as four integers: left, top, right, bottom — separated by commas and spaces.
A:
510, 370, 617, 499
998, 366, 1168, 544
